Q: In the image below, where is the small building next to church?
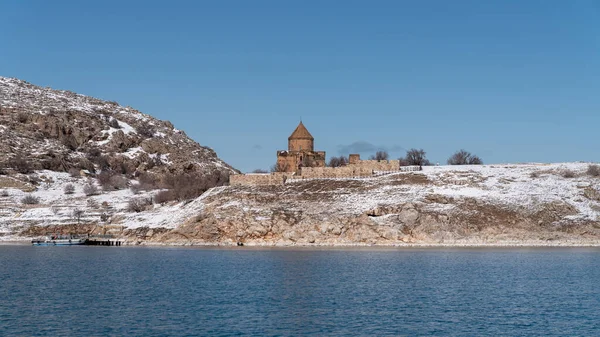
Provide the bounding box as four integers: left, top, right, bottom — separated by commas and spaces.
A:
276, 121, 326, 173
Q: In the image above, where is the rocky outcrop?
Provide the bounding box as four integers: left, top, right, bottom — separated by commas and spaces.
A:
0, 76, 238, 179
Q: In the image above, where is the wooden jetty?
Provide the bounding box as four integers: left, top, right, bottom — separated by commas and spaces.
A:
84, 235, 123, 246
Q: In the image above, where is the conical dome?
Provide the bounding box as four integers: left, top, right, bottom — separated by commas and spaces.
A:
288, 121, 314, 140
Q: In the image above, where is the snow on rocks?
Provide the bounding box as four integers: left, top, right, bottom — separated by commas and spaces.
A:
325, 163, 599, 221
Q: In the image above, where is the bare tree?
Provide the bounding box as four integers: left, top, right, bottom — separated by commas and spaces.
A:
72, 208, 84, 224
64, 184, 75, 195
402, 149, 430, 166
561, 170, 576, 178
369, 151, 389, 161
128, 198, 152, 212
328, 156, 348, 168
83, 183, 99, 196
447, 150, 483, 165
587, 164, 600, 177
271, 162, 290, 173
100, 213, 110, 222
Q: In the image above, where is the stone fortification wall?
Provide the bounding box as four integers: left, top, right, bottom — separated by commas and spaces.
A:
352, 160, 400, 171
300, 166, 374, 179
299, 160, 401, 179
230, 173, 290, 186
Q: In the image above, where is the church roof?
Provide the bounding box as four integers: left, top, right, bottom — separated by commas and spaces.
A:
288, 121, 314, 140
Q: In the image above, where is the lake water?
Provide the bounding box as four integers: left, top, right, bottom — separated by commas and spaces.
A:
1, 246, 600, 336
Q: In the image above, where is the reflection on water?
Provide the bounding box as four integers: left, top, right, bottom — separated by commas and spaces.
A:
1, 246, 600, 336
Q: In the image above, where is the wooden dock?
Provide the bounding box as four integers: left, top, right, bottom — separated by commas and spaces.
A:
84, 235, 123, 246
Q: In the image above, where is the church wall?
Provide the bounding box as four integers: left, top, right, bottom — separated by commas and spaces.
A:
288, 138, 314, 152
277, 153, 297, 173
230, 172, 290, 186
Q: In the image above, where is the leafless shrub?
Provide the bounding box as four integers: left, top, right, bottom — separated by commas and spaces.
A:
159, 171, 230, 201
128, 197, 152, 212
105, 175, 128, 191
27, 174, 40, 185
154, 190, 176, 204
72, 208, 84, 223
83, 183, 99, 196
137, 173, 159, 190
252, 169, 269, 173
561, 169, 576, 178
97, 170, 117, 188
587, 165, 600, 177
8, 155, 33, 174
130, 183, 142, 194
16, 112, 28, 123
75, 158, 96, 173
108, 118, 121, 129
402, 149, 430, 166
64, 184, 75, 194
51, 206, 59, 215
0, 189, 9, 197
21, 195, 40, 205
87, 198, 98, 209
530, 171, 540, 179
135, 123, 155, 138
328, 156, 348, 168
369, 151, 389, 161
69, 168, 82, 178
447, 150, 483, 165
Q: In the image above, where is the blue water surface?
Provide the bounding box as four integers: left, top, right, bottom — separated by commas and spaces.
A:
1, 245, 599, 336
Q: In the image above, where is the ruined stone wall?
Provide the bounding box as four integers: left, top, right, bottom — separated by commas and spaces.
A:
230, 173, 290, 186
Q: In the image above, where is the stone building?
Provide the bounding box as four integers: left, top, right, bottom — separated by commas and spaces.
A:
229, 121, 419, 186
276, 122, 326, 173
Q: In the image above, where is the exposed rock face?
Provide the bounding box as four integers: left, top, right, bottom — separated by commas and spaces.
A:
121, 164, 600, 246
0, 76, 237, 178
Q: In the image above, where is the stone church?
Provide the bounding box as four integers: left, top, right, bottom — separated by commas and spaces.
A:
276, 122, 326, 173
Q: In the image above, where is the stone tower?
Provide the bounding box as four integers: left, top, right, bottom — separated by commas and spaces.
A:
288, 121, 314, 152
276, 122, 326, 173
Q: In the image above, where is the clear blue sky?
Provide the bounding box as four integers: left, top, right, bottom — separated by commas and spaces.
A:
1, 1, 598, 172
